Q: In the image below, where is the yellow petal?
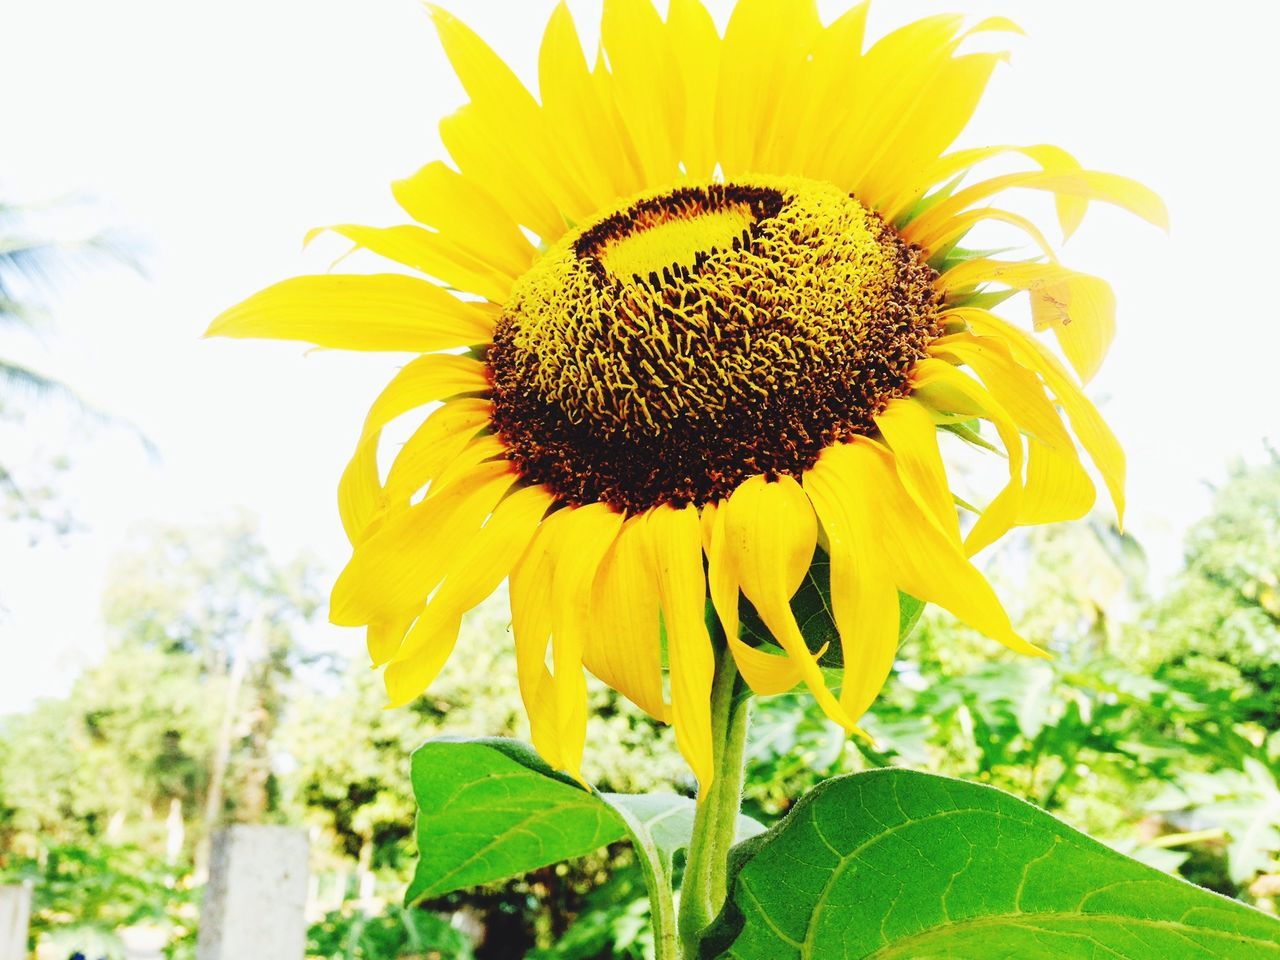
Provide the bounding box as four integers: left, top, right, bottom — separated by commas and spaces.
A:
206, 274, 494, 352
1036, 273, 1116, 386
959, 307, 1126, 524
886, 143, 1085, 234
438, 105, 566, 244
588, 48, 649, 199
705, 501, 804, 696
425, 484, 554, 622
358, 356, 488, 448
382, 484, 556, 710
429, 433, 508, 499
338, 355, 489, 543
931, 333, 1095, 525
825, 14, 965, 193
647, 503, 716, 792
600, 0, 683, 187
367, 613, 415, 667
538, 3, 634, 209
587, 513, 669, 721
853, 14, 1023, 207
548, 504, 625, 782
931, 334, 1073, 448
874, 397, 961, 542
330, 460, 517, 626
667, 0, 721, 180
804, 455, 901, 720
309, 224, 515, 304
703, 501, 737, 644
381, 398, 492, 508
939, 260, 1117, 383
722, 475, 860, 732
391, 160, 537, 279
924, 207, 1060, 265
383, 608, 463, 708
429, 6, 592, 231
789, 3, 869, 182
698, 501, 719, 556
824, 439, 1044, 659
910, 359, 1023, 555
879, 52, 1007, 195
909, 168, 1168, 248
855, 51, 1007, 211
716, 0, 822, 176
510, 509, 569, 769
1019, 443, 1097, 525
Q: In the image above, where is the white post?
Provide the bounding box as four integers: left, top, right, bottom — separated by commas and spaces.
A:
196, 826, 309, 960
0, 885, 31, 960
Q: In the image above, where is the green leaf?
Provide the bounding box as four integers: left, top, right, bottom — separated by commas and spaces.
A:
604, 793, 766, 873
700, 768, 1280, 959
406, 737, 627, 902
407, 737, 764, 904
740, 547, 924, 669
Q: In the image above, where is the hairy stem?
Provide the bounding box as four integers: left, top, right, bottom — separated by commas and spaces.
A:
678, 626, 751, 957
638, 831, 680, 960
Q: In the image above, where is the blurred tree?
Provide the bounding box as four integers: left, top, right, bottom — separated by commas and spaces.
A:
101, 515, 321, 859
282, 597, 689, 933
0, 516, 320, 869
1148, 452, 1280, 670
0, 630, 216, 956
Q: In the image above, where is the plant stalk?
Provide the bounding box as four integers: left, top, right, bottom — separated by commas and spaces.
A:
639, 832, 680, 960
677, 626, 751, 958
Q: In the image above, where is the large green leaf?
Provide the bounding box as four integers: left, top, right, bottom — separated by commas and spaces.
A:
407, 737, 627, 902
700, 768, 1280, 959
406, 737, 762, 903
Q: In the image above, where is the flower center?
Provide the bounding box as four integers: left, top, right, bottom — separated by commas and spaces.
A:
488, 177, 942, 511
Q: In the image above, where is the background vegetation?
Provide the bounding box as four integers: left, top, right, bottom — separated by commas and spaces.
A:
2, 452, 1278, 959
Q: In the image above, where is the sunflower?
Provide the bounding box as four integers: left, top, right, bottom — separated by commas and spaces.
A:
208, 1, 1165, 791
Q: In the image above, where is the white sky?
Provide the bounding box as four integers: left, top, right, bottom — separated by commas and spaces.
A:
1, 0, 1277, 712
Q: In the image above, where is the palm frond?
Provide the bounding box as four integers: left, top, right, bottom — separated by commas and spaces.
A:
0, 358, 160, 461
0, 358, 83, 407
0, 195, 154, 456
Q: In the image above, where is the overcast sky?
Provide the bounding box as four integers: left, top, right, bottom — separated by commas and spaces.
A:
2, 0, 1277, 712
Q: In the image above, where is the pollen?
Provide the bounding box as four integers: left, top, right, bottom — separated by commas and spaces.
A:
488, 177, 942, 512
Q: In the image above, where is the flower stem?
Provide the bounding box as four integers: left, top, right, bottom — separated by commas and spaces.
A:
638, 831, 680, 960
678, 624, 751, 958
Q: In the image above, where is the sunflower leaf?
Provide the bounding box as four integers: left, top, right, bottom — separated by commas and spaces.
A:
405, 737, 763, 904
698, 768, 1280, 959
406, 737, 628, 903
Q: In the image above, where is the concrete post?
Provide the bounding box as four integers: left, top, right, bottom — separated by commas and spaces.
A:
196, 826, 309, 960
0, 885, 31, 960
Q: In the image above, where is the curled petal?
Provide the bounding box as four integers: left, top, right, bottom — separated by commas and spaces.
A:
722, 475, 861, 733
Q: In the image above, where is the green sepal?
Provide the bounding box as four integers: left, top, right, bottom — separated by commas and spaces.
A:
895, 173, 966, 228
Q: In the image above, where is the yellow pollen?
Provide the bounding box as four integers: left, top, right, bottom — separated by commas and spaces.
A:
599, 204, 755, 279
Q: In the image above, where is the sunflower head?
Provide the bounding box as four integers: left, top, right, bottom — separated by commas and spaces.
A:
208, 0, 1166, 789
491, 176, 942, 512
